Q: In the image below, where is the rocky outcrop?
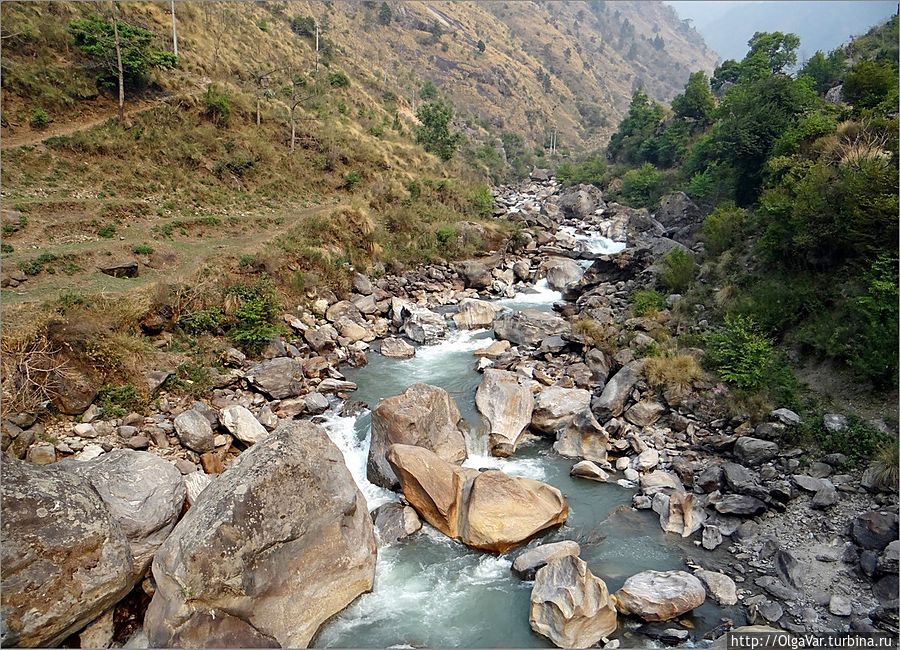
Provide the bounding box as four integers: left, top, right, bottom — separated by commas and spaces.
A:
529, 555, 618, 648
453, 298, 505, 330
475, 369, 534, 456
367, 384, 468, 489
532, 386, 591, 434
734, 437, 779, 466
386, 444, 568, 553
57, 450, 185, 577
144, 421, 376, 648
2, 459, 134, 648
614, 570, 706, 622
493, 309, 568, 346
544, 257, 584, 290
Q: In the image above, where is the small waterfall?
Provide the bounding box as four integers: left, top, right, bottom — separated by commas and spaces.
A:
319, 411, 397, 511
559, 225, 627, 255
497, 278, 562, 309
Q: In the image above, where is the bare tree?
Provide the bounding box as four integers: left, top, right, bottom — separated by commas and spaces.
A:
283, 74, 318, 152
112, 1, 125, 124
250, 67, 285, 126
170, 0, 178, 56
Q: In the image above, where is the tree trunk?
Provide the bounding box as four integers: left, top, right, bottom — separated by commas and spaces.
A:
315, 23, 320, 77
170, 0, 178, 57
290, 109, 296, 152
256, 96, 261, 126
112, 2, 125, 124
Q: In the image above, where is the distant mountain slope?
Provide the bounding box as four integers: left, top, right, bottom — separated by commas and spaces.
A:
668, 0, 897, 64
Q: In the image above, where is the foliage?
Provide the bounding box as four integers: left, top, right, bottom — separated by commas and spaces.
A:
659, 248, 695, 293
705, 315, 775, 391
469, 184, 494, 217
69, 14, 177, 89
869, 442, 899, 489
799, 49, 847, 94
671, 71, 715, 126
96, 383, 142, 419
615, 163, 664, 207
377, 2, 392, 25
342, 170, 362, 189
556, 156, 607, 186
419, 80, 438, 100
816, 415, 893, 466
227, 281, 281, 354
607, 90, 665, 164
415, 100, 462, 161
131, 243, 153, 255
702, 202, 748, 256
290, 15, 316, 37
178, 307, 225, 335
29, 107, 50, 129
327, 70, 350, 88
842, 60, 898, 110
202, 84, 232, 127
632, 289, 666, 316
644, 352, 704, 395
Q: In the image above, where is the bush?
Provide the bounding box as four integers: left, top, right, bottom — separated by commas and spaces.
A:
203, 84, 231, 127
178, 307, 225, 335
705, 315, 774, 391
132, 243, 153, 255
342, 170, 362, 190
702, 202, 748, 256
632, 289, 666, 316
29, 107, 50, 129
327, 70, 350, 88
436, 225, 456, 248
97, 223, 116, 238
96, 384, 142, 419
659, 248, 695, 292
816, 415, 892, 466
415, 100, 462, 161
227, 282, 281, 354
616, 163, 664, 207
556, 156, 607, 187
843, 60, 897, 110
290, 15, 316, 37
469, 184, 494, 217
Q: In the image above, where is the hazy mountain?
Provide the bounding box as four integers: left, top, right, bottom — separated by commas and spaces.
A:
667, 0, 897, 63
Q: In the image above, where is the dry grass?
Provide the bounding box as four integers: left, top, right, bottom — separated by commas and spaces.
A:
0, 334, 70, 413
870, 442, 899, 490
643, 351, 704, 396
572, 316, 618, 355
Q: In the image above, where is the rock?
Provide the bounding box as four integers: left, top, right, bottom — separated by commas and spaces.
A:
351, 272, 373, 295
144, 421, 376, 648
694, 570, 737, 605
531, 386, 591, 435
474, 339, 511, 359
614, 570, 706, 622
461, 261, 492, 289
722, 462, 764, 497
246, 357, 305, 399
792, 473, 825, 492
26, 442, 56, 464
771, 408, 801, 426
493, 309, 568, 347
380, 337, 415, 359
811, 481, 839, 509
636, 448, 660, 472
877, 540, 900, 574
640, 471, 683, 495
624, 399, 665, 427
304, 392, 329, 415
571, 460, 609, 482
57, 450, 185, 577
219, 405, 267, 445
99, 259, 139, 278
183, 471, 212, 507
592, 360, 644, 419
713, 494, 767, 516
367, 384, 468, 489
656, 491, 706, 537
807, 461, 833, 478
774, 549, 803, 590
173, 409, 215, 453
513, 260, 531, 281
475, 369, 534, 457
79, 609, 115, 649
51, 368, 98, 415
829, 594, 852, 617
702, 525, 723, 550
402, 306, 448, 344
558, 184, 604, 219
74, 422, 98, 438
1, 459, 133, 647
553, 410, 610, 464
734, 437, 779, 466
529, 555, 617, 649
851, 511, 899, 551
453, 298, 504, 330
513, 541, 581, 580
823, 414, 848, 433
386, 444, 567, 553
544, 257, 584, 290
372, 502, 422, 544
655, 192, 701, 231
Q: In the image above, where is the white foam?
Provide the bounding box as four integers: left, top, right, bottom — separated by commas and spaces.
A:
497, 278, 562, 308
411, 328, 494, 362
319, 411, 397, 511
559, 225, 627, 255
463, 452, 548, 481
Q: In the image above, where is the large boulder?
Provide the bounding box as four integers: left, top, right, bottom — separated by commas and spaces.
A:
553, 410, 610, 464
246, 357, 305, 399
532, 386, 591, 435
453, 298, 505, 330
493, 310, 568, 347
401, 306, 448, 344
592, 360, 645, 420
387, 444, 568, 553
851, 511, 899, 551
372, 502, 422, 545
654, 491, 707, 538
2, 459, 134, 648
380, 337, 415, 359
655, 192, 702, 238
544, 257, 584, 291
173, 408, 216, 453
57, 450, 185, 578
529, 555, 617, 648
219, 405, 267, 445
614, 570, 706, 622
367, 384, 468, 489
734, 437, 779, 466
144, 421, 376, 648
513, 540, 581, 580
558, 184, 605, 219
475, 369, 534, 457
460, 261, 492, 290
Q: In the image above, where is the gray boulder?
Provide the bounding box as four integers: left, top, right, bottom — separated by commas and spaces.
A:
734, 437, 779, 466
460, 261, 492, 290
246, 357, 305, 399
493, 309, 568, 347
57, 450, 185, 577
544, 257, 584, 291
173, 409, 216, 453
531, 386, 591, 435
144, 421, 376, 648
553, 410, 609, 464
2, 459, 133, 648
614, 570, 706, 622
851, 511, 899, 551
219, 405, 267, 445
401, 306, 447, 344
513, 540, 581, 580
367, 384, 468, 489
592, 360, 645, 420
453, 298, 505, 330
380, 337, 415, 359
372, 502, 422, 545
558, 184, 605, 219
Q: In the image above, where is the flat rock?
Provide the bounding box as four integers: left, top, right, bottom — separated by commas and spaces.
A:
614, 570, 706, 622
380, 337, 415, 359
571, 460, 609, 482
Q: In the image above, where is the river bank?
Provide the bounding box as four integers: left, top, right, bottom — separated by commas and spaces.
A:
2, 175, 896, 648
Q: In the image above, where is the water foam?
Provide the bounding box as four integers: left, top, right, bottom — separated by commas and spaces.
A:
559, 225, 627, 255
497, 278, 562, 309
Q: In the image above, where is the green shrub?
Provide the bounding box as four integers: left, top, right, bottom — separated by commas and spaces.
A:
556, 157, 607, 187
203, 84, 232, 127
436, 225, 457, 248
342, 170, 362, 190
702, 202, 749, 256
239, 254, 256, 268
469, 184, 494, 217
415, 100, 462, 161
290, 15, 316, 38
178, 307, 225, 335
20, 252, 58, 275
705, 315, 775, 391
816, 415, 892, 466
327, 70, 350, 88
632, 289, 666, 316
659, 248, 695, 293
132, 243, 153, 255
29, 107, 50, 129
227, 282, 281, 354
96, 384, 142, 419
97, 223, 116, 238
1, 243, 13, 254
616, 163, 664, 207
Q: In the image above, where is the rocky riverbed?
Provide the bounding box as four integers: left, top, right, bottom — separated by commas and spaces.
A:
1, 174, 897, 648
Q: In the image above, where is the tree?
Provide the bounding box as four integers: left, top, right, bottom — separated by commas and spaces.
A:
250, 67, 284, 126
671, 71, 715, 125
745, 31, 801, 75
415, 100, 461, 161
711, 59, 741, 91
843, 60, 898, 109
420, 79, 438, 100
69, 12, 177, 90
606, 90, 664, 164
111, 3, 124, 124
798, 49, 847, 94
378, 2, 392, 26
